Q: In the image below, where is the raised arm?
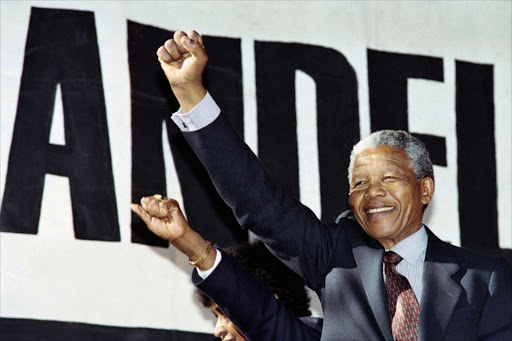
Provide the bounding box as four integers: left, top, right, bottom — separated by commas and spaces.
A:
156, 31, 345, 289
131, 196, 321, 341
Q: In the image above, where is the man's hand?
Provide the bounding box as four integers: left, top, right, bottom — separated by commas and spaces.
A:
130, 195, 189, 242
157, 30, 207, 112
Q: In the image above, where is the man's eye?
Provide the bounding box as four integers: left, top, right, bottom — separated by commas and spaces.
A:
383, 176, 396, 181
354, 180, 366, 187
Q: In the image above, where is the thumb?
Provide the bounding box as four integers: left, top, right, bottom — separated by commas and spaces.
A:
181, 36, 207, 62
130, 203, 151, 226
166, 200, 187, 223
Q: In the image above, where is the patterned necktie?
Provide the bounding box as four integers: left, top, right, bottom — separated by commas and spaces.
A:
384, 251, 420, 341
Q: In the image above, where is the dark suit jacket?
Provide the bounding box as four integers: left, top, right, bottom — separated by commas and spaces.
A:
192, 249, 322, 340
183, 114, 512, 340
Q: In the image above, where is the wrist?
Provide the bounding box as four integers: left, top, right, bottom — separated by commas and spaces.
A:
195, 242, 216, 272
189, 240, 212, 267
170, 229, 215, 270
170, 83, 206, 113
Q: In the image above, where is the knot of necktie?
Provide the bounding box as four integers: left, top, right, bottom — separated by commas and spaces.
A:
383, 251, 403, 266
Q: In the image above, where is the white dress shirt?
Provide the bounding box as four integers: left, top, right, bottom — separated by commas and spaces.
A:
388, 225, 428, 304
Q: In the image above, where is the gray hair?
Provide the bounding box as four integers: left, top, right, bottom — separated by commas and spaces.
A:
347, 130, 434, 184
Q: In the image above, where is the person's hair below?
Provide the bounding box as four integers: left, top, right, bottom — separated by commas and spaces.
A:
348, 129, 434, 184
196, 240, 312, 317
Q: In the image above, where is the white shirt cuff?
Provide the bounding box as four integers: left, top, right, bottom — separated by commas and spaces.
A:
196, 248, 222, 279
171, 91, 221, 132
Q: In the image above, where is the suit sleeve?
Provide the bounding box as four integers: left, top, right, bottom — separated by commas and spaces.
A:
183, 114, 347, 289
193, 250, 321, 341
478, 258, 512, 339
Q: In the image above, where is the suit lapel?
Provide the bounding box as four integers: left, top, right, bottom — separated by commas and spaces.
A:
353, 242, 394, 341
419, 229, 461, 341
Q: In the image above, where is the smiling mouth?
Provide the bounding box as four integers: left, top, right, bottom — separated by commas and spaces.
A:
366, 206, 394, 214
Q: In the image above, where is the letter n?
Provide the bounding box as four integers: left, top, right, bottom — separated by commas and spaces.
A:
128, 21, 247, 246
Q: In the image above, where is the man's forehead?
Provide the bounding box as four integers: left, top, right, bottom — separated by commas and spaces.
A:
353, 146, 413, 169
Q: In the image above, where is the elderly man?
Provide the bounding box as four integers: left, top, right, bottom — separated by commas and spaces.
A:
156, 30, 512, 340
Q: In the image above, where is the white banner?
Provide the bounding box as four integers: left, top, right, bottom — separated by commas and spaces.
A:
1, 0, 510, 335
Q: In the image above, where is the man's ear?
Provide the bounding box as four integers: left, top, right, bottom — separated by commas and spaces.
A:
420, 177, 435, 205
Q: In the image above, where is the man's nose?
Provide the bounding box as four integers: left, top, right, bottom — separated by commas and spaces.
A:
364, 181, 386, 199
214, 317, 227, 339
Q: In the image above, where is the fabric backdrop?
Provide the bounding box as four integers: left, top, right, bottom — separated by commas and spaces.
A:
1, 1, 510, 339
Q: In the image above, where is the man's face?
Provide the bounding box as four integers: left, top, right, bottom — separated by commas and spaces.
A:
348, 145, 434, 249
211, 302, 246, 341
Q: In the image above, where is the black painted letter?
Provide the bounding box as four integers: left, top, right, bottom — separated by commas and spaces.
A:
255, 42, 360, 221
456, 61, 499, 251
128, 22, 246, 246
368, 49, 447, 166
0, 7, 119, 241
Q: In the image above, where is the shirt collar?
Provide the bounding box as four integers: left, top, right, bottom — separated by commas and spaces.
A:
390, 224, 428, 265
